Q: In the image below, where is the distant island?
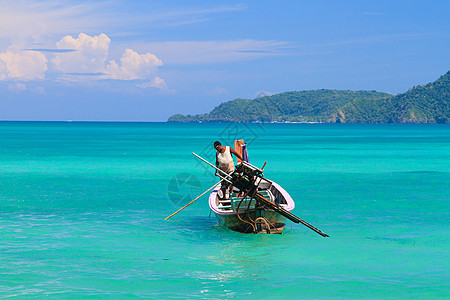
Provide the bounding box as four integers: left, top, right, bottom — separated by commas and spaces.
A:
168, 71, 450, 123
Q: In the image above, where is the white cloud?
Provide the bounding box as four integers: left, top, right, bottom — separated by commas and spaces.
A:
5, 81, 45, 94
140, 4, 247, 27
137, 40, 289, 65
0, 1, 247, 50
0, 32, 167, 89
0, 1, 109, 41
49, 33, 166, 89
137, 77, 168, 90
52, 33, 110, 73
0, 50, 47, 80
8, 82, 27, 92
105, 49, 163, 80
150, 77, 168, 89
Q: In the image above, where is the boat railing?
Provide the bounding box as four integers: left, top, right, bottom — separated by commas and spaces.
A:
217, 189, 275, 212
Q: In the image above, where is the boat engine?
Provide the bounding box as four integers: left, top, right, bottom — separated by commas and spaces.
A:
229, 161, 263, 192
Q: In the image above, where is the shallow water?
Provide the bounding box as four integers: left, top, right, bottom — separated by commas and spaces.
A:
0, 122, 449, 298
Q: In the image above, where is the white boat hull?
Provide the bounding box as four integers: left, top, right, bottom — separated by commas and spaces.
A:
208, 181, 295, 234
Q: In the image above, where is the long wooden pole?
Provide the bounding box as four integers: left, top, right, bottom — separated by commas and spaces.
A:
165, 180, 222, 220
192, 152, 232, 183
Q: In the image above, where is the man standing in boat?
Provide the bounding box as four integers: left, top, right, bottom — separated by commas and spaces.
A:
214, 141, 242, 199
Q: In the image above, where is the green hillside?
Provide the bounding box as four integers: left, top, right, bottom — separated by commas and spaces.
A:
168, 90, 390, 123
168, 71, 450, 123
340, 71, 450, 123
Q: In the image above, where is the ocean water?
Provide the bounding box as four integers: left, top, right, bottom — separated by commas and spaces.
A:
0, 122, 449, 299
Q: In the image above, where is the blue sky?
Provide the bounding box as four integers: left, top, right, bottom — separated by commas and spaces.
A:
1, 0, 449, 121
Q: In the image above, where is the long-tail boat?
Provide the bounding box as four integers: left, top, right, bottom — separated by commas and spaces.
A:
165, 153, 328, 236
193, 153, 329, 236
209, 178, 295, 233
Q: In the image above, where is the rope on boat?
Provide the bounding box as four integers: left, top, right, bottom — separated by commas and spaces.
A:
255, 217, 272, 234
246, 177, 262, 225
236, 187, 256, 233
235, 176, 280, 234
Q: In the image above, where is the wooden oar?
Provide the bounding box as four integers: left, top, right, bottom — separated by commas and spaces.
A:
165, 180, 222, 220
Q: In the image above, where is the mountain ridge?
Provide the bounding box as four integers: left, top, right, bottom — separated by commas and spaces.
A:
168, 71, 450, 123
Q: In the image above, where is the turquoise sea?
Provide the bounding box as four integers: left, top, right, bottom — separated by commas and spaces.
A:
0, 122, 449, 299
